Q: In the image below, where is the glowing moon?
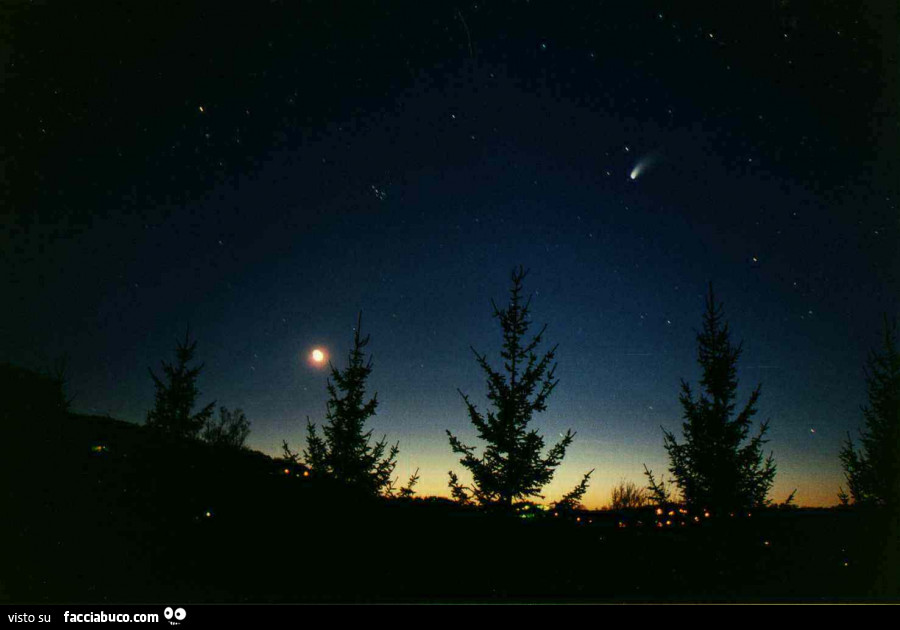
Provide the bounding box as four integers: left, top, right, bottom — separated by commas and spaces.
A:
305, 346, 331, 370
308, 348, 328, 368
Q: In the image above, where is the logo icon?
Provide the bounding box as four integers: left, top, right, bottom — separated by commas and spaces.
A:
163, 607, 187, 625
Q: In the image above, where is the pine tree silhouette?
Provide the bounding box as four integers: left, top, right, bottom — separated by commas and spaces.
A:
146, 328, 215, 439
840, 317, 900, 508
302, 312, 399, 495
552, 468, 594, 511
446, 266, 592, 509
397, 468, 420, 499
661, 283, 776, 513
642, 464, 674, 507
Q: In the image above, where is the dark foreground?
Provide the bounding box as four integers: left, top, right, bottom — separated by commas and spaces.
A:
3, 411, 899, 604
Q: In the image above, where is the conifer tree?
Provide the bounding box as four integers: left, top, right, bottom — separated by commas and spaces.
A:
147, 328, 215, 439
397, 468, 420, 499
840, 317, 900, 508
446, 266, 592, 509
302, 313, 399, 495
552, 469, 594, 511
643, 464, 674, 507
661, 284, 776, 512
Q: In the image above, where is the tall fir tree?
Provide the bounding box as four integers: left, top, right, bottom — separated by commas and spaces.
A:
447, 266, 592, 509
146, 328, 215, 439
303, 313, 399, 495
840, 317, 900, 508
662, 283, 776, 512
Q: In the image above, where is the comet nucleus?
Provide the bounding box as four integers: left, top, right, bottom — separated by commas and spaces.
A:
629, 152, 660, 181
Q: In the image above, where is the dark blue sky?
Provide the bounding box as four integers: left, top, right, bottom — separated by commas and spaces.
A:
3, 1, 897, 505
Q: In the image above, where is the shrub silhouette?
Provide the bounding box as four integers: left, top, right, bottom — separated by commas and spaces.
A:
202, 406, 251, 449
610, 479, 649, 510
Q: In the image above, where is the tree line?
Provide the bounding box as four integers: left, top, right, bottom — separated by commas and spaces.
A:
142, 267, 900, 514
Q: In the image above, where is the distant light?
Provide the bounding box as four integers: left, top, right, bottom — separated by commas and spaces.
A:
205, 511, 212, 518
283, 468, 290, 475
199, 106, 204, 113
303, 470, 310, 477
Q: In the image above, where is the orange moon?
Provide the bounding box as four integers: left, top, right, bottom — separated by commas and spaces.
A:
309, 348, 327, 366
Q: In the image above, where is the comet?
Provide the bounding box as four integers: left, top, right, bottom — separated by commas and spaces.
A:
629, 152, 661, 180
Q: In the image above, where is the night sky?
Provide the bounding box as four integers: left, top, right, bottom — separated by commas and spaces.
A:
3, 1, 898, 507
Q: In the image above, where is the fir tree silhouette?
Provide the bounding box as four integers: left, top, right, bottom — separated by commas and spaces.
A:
446, 266, 592, 509
642, 463, 674, 507
397, 468, 420, 499
661, 283, 776, 513
840, 317, 900, 508
552, 468, 594, 511
302, 312, 399, 495
146, 327, 215, 439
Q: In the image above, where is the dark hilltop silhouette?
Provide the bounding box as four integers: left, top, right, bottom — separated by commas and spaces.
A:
2, 272, 898, 603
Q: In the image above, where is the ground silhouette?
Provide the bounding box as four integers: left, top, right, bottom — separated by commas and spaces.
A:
2, 370, 896, 603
